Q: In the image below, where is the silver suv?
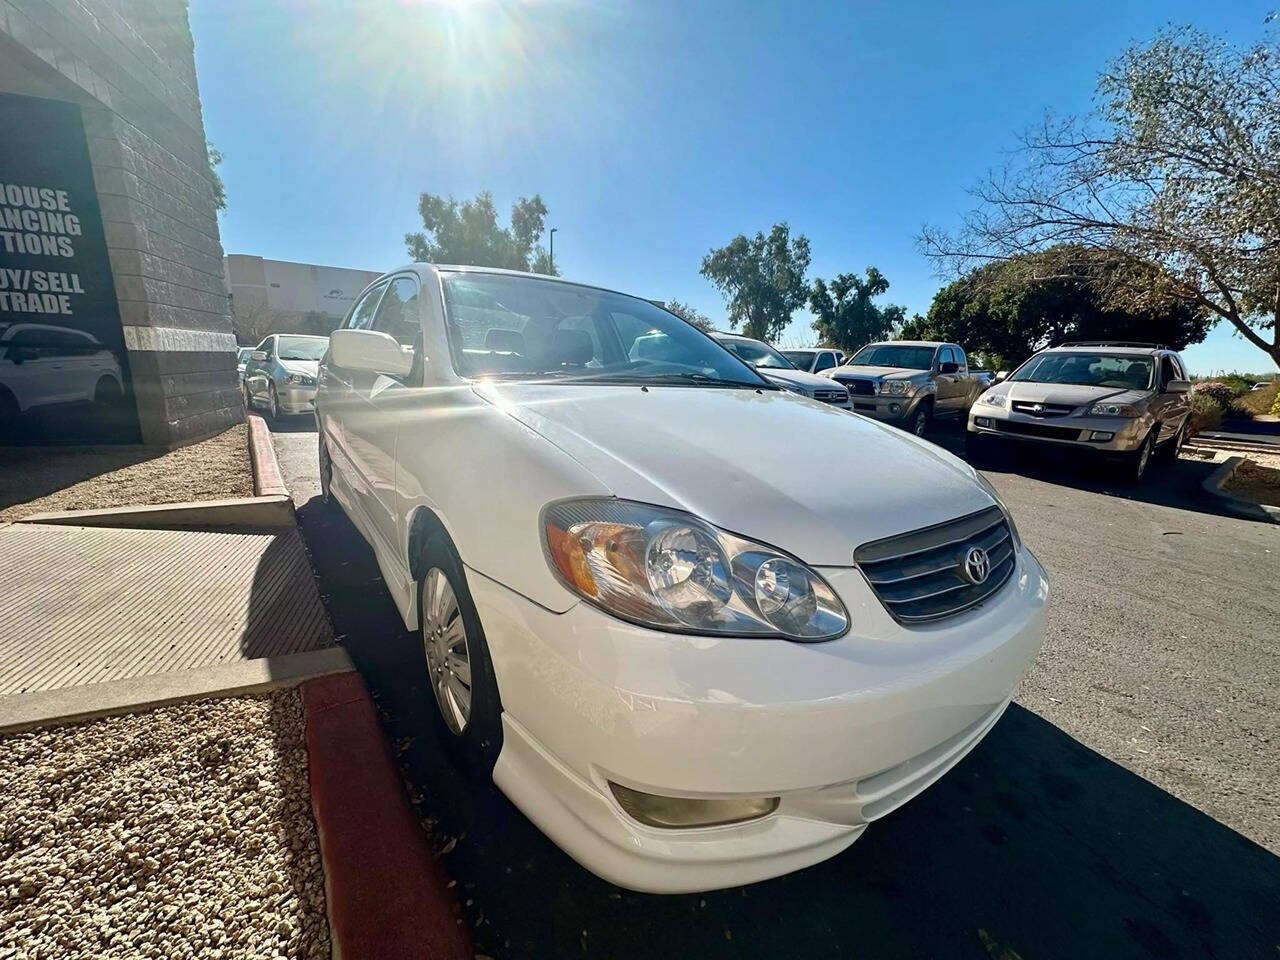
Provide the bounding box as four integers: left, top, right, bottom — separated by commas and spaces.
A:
966, 342, 1192, 482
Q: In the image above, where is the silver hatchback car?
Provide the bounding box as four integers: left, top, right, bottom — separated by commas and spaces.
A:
242, 334, 329, 418
966, 342, 1192, 482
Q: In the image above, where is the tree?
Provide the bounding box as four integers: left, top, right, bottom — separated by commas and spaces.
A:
904, 246, 1212, 371
663, 299, 713, 332
920, 24, 1280, 369
700, 223, 811, 341
405, 191, 556, 273
808, 267, 908, 352
207, 141, 226, 213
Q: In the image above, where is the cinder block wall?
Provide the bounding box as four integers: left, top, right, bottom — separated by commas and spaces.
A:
2, 0, 239, 446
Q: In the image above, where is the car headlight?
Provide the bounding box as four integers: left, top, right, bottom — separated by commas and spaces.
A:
877, 380, 913, 396
973, 473, 1022, 550
977, 392, 1007, 407
542, 499, 848, 641
284, 373, 316, 386
1088, 401, 1140, 417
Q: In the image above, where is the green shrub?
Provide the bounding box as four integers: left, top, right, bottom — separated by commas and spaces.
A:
1188, 394, 1225, 436
1216, 373, 1255, 396
1227, 381, 1278, 420
1272, 391, 1280, 418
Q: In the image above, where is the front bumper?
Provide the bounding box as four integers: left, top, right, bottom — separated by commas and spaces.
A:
967, 406, 1149, 453
843, 391, 923, 423
278, 383, 317, 415
471, 547, 1049, 893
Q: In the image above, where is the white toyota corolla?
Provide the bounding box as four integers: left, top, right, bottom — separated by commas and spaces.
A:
315, 264, 1049, 893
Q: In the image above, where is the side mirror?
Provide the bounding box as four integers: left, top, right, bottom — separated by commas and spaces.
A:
938, 361, 960, 374
1166, 378, 1191, 394
994, 370, 1009, 383
330, 328, 414, 377
251, 350, 268, 361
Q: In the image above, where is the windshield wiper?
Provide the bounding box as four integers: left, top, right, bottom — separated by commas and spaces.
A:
638, 372, 773, 389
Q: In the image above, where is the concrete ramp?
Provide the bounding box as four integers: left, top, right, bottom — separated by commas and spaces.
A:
0, 523, 333, 697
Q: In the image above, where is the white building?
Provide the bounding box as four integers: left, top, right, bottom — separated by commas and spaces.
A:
224, 254, 383, 345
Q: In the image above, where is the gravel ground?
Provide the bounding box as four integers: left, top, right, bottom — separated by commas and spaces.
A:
0, 424, 252, 522
1224, 450, 1280, 507
0, 691, 330, 959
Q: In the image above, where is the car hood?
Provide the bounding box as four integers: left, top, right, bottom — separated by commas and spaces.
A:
995, 381, 1148, 407
755, 367, 841, 392
279, 359, 319, 377
829, 366, 923, 381
473, 382, 994, 566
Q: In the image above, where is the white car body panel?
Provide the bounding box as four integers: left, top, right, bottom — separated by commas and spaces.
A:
316, 263, 1049, 893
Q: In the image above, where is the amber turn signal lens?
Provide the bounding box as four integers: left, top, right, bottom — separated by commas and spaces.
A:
545, 521, 598, 597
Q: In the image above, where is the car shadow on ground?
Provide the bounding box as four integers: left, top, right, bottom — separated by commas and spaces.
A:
255, 413, 316, 434
924, 426, 1257, 522
293, 493, 1280, 960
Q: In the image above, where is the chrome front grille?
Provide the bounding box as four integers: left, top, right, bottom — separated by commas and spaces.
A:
1010, 400, 1074, 417
854, 506, 1016, 623
813, 388, 849, 405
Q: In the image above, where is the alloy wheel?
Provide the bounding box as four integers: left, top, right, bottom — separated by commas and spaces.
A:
421, 567, 472, 735
268, 386, 279, 419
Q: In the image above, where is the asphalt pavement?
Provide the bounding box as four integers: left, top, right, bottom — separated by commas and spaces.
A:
271, 414, 1280, 960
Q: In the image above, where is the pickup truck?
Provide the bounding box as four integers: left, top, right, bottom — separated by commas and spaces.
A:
822, 340, 986, 437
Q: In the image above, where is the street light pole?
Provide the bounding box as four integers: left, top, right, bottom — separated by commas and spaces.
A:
549, 227, 557, 275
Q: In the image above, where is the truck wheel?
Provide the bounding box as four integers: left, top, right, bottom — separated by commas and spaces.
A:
417, 534, 503, 776
908, 401, 932, 438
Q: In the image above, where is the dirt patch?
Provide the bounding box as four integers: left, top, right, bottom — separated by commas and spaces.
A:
0, 691, 330, 959
0, 424, 252, 522
1223, 451, 1280, 507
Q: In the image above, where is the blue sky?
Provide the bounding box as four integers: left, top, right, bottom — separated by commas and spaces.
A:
191, 0, 1274, 375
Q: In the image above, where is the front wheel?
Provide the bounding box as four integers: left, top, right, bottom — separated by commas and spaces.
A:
417, 535, 503, 774
1156, 420, 1187, 464
1118, 429, 1157, 483
267, 384, 280, 420
907, 401, 931, 438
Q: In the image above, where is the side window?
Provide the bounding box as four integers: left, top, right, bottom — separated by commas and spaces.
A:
370, 277, 420, 347
1171, 355, 1186, 381
939, 346, 955, 366
1160, 355, 1177, 388
952, 346, 967, 370
814, 351, 836, 372
263, 337, 276, 360
347, 284, 386, 332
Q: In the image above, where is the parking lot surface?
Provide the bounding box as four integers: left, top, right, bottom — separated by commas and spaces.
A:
273, 418, 1280, 959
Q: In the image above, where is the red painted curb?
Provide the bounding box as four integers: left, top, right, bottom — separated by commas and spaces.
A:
246, 414, 289, 498
302, 672, 472, 960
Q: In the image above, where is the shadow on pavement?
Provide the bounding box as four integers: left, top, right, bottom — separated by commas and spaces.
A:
925, 427, 1256, 522
293, 493, 1280, 960
259, 414, 316, 434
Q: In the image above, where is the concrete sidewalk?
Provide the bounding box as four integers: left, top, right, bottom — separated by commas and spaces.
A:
0, 523, 333, 699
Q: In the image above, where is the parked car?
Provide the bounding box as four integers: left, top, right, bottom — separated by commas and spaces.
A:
710, 333, 850, 408
0, 322, 124, 429
825, 340, 986, 436
780, 347, 844, 374
236, 346, 254, 383
314, 264, 1049, 893
966, 342, 1192, 482
242, 334, 329, 418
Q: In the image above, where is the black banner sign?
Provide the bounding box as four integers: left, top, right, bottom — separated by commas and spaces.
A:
0, 92, 139, 443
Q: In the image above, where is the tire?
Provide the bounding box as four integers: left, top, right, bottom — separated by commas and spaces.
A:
1118, 429, 1157, 483
1156, 420, 1186, 464
242, 380, 253, 411
94, 376, 122, 405
267, 384, 280, 420
318, 435, 334, 506
907, 400, 932, 438
417, 534, 503, 775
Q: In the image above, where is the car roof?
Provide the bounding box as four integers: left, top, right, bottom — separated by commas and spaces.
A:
386, 262, 656, 305
862, 340, 947, 348
1038, 344, 1166, 356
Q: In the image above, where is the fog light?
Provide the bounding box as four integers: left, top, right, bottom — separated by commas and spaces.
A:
609, 782, 779, 828
974, 417, 992, 428
1089, 431, 1114, 442
889, 403, 901, 414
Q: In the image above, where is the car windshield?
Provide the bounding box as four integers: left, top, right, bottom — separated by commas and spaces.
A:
439, 272, 769, 387
847, 344, 936, 370
780, 350, 816, 367
1010, 352, 1153, 390
277, 336, 328, 361
718, 338, 794, 369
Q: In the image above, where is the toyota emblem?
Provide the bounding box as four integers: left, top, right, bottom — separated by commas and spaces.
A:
962, 546, 990, 585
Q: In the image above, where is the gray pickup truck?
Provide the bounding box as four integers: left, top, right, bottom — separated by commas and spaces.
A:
823, 340, 987, 436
